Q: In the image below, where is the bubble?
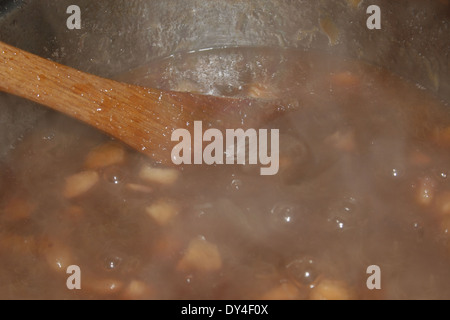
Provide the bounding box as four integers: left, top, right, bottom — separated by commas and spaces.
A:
270, 203, 298, 226
384, 166, 406, 180
42, 131, 56, 141
103, 166, 126, 185
230, 179, 243, 191
441, 218, 450, 239
433, 167, 449, 181
391, 168, 401, 178
330, 217, 346, 230
102, 254, 123, 272
327, 196, 360, 232
409, 220, 425, 241
217, 84, 242, 96
286, 258, 319, 288
193, 203, 213, 219
370, 140, 407, 181
185, 274, 195, 285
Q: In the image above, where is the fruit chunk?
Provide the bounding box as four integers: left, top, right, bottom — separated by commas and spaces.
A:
261, 282, 301, 300
435, 191, 450, 216
63, 171, 99, 199
246, 83, 278, 100
409, 150, 432, 167
146, 199, 179, 226
330, 71, 360, 88
3, 197, 36, 221
126, 183, 153, 194
326, 130, 356, 152
319, 18, 340, 46
310, 279, 353, 300
42, 239, 75, 273
152, 233, 184, 266
84, 142, 125, 169
415, 177, 436, 207
0, 234, 38, 255
433, 127, 450, 148
121, 280, 153, 300
64, 206, 84, 222
139, 165, 179, 186
177, 238, 222, 272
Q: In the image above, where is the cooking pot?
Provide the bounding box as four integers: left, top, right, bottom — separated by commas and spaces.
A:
0, 0, 449, 162
0, 0, 449, 300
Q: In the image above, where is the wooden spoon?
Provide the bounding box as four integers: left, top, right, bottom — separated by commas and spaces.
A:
0, 41, 283, 164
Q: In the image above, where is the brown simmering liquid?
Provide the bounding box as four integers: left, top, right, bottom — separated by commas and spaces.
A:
1, 47, 450, 299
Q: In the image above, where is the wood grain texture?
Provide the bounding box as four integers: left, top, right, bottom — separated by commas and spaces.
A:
0, 41, 281, 164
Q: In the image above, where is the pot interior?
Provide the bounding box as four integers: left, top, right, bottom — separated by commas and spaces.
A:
0, 0, 449, 300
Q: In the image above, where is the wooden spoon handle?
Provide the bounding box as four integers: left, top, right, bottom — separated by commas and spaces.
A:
0, 41, 193, 162
0, 41, 148, 120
